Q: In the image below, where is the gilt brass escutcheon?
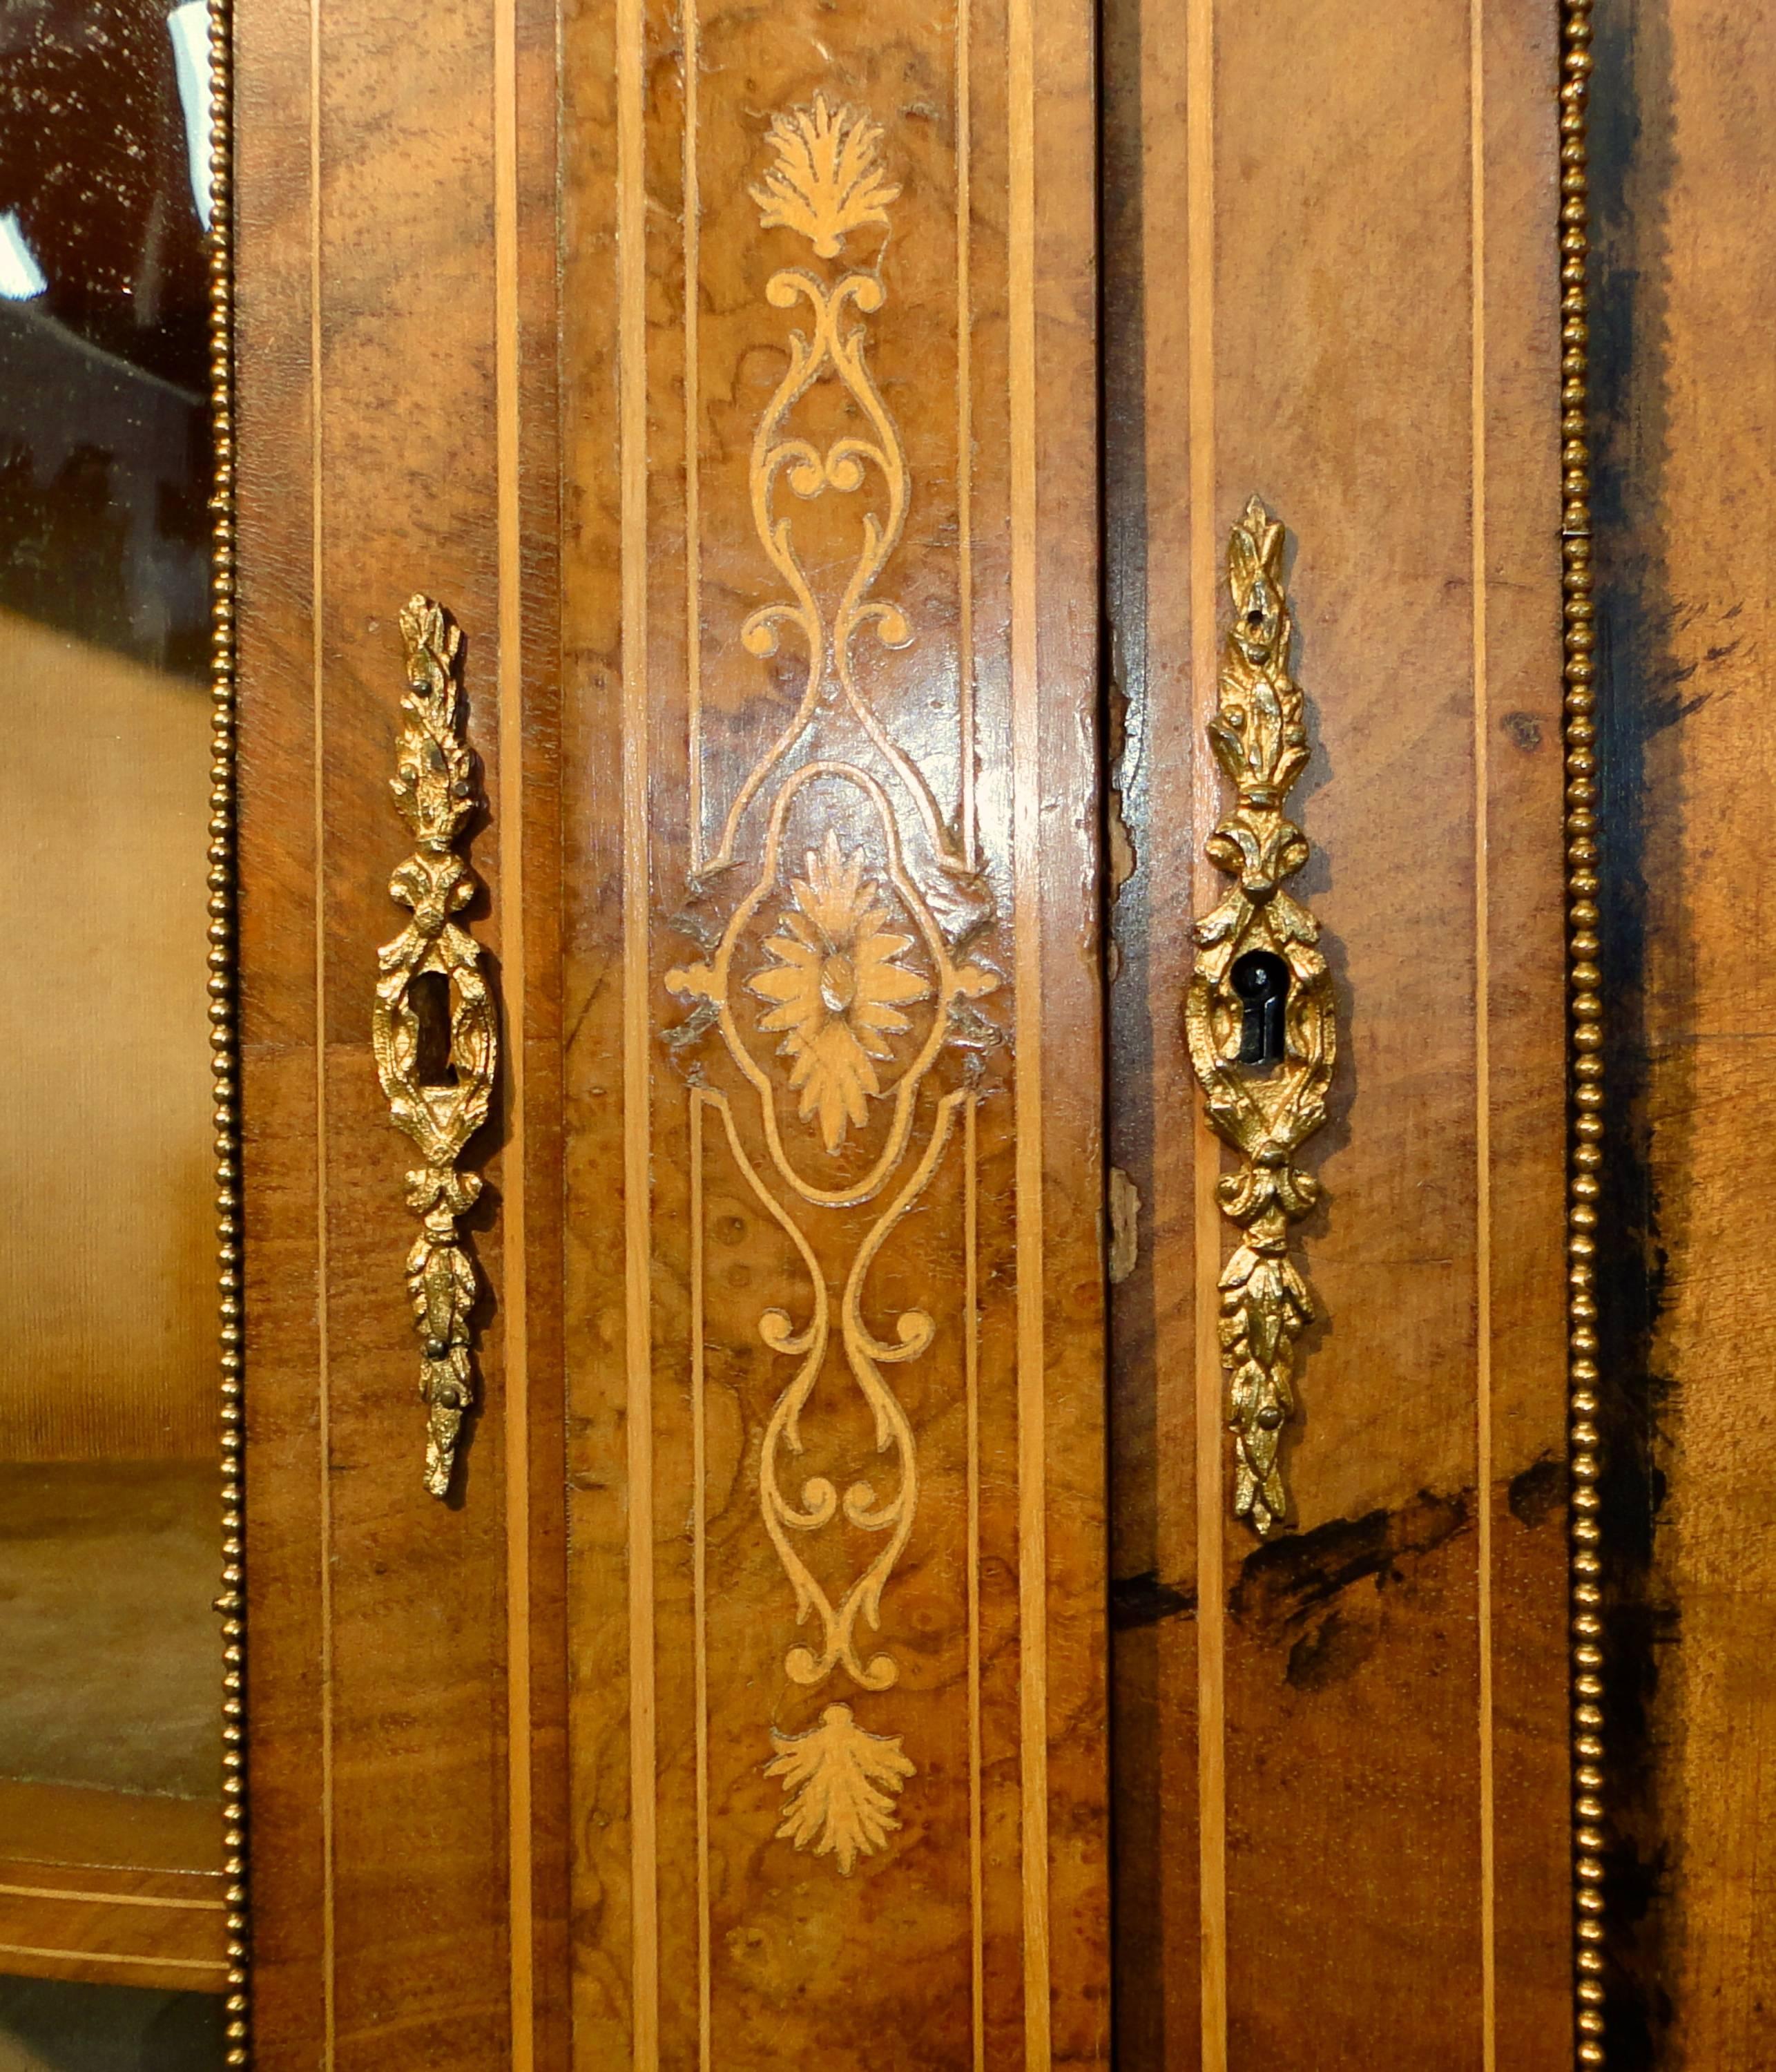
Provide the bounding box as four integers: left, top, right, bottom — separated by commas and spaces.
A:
371, 597, 498, 1499
1185, 500, 1335, 1536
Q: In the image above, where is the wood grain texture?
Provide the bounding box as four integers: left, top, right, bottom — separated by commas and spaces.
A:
503, 7, 572, 2070
239, 0, 1107, 2062
1103, 0, 1569, 2062
1589, 2, 1776, 2060
557, 0, 1107, 2061
235, 0, 565, 2064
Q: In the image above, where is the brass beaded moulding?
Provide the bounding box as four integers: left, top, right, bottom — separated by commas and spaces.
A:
1559, 0, 1608, 2063
205, 0, 249, 2057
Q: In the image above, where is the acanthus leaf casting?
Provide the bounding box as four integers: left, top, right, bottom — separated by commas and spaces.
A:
1184, 499, 1335, 1537
372, 596, 497, 1501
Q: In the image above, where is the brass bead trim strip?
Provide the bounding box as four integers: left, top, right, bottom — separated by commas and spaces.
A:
1559, 2, 1605, 2064
206, 0, 249, 2060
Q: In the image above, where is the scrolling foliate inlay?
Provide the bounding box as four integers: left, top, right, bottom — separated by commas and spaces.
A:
705, 93, 964, 882
373, 597, 497, 1501
666, 98, 993, 1873
1186, 501, 1335, 1537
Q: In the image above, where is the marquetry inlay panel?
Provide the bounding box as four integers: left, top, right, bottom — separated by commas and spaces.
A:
560, 0, 1106, 2061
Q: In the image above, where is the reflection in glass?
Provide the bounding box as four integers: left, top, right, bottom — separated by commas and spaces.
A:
0, 3, 227, 2062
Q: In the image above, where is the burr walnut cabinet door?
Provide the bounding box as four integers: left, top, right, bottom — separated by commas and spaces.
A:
235, 0, 1105, 2064
234, 2, 568, 2064
1100, 1, 1574, 2067
231, 0, 1581, 2065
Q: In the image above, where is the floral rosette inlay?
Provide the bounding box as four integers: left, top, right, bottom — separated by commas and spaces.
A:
749, 832, 932, 1155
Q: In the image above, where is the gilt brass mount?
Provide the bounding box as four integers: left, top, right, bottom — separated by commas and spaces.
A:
1185, 499, 1334, 1536
372, 597, 498, 1499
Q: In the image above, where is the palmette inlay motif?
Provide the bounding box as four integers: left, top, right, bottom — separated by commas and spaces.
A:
766, 1704, 916, 1875
1186, 500, 1335, 1537
749, 95, 900, 259
666, 99, 993, 1873
373, 597, 498, 1500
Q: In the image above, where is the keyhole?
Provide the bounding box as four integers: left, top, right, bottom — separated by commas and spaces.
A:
409, 970, 459, 1087
1231, 950, 1290, 1068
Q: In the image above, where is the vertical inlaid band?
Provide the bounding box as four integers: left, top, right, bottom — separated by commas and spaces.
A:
1008, 0, 1051, 2051
684, 0, 702, 872
492, 0, 534, 2053
1468, 0, 1497, 2060
956, 6, 985, 2053
618, 0, 659, 2048
1184, 0, 1227, 2058
305, 0, 338, 2049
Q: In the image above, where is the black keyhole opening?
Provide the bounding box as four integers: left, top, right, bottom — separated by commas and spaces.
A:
1231, 950, 1291, 1068
409, 969, 459, 1088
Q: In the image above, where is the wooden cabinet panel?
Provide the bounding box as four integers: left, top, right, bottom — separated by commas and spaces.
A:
1103, 1, 1571, 2064
238, 0, 1103, 2063
555, 0, 1108, 2062
0, 1781, 227, 1997
229, 0, 1600, 2060
73, 0, 1776, 2052
235, 2, 567, 2065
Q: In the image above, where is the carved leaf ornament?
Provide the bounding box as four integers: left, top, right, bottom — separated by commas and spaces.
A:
766, 1704, 916, 1874
748, 95, 900, 259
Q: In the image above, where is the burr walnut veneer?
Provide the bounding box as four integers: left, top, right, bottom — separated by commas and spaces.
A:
1101, 1, 1573, 2061
236, 0, 1105, 2064
231, 0, 1574, 2066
